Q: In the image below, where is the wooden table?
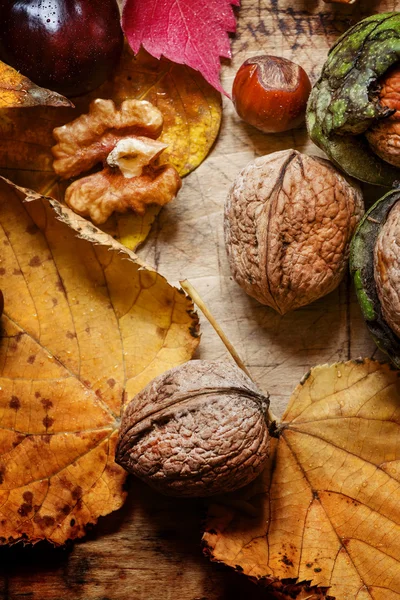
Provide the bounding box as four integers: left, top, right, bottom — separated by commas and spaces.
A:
1, 1, 392, 598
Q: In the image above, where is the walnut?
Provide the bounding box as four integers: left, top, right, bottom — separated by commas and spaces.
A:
52, 98, 164, 179
116, 360, 270, 497
65, 163, 181, 224
374, 201, 400, 338
224, 149, 364, 314
51, 98, 181, 224
366, 66, 400, 168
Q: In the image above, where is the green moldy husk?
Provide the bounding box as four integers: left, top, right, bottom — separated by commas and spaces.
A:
350, 188, 400, 367
307, 12, 400, 186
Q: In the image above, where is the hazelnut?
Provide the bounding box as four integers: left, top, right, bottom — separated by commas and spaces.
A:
116, 360, 270, 497
225, 149, 364, 314
232, 55, 311, 133
366, 65, 400, 168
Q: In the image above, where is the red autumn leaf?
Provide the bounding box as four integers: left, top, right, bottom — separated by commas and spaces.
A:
121, 0, 239, 95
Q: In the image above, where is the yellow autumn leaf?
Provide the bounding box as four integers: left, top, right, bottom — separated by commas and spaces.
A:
0, 47, 221, 251
0, 59, 71, 108
0, 177, 199, 545
204, 360, 400, 600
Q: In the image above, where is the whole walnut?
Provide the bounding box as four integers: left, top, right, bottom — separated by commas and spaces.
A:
374, 202, 400, 337
224, 149, 364, 314
116, 360, 270, 497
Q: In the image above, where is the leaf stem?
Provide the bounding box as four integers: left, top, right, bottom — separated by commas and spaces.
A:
180, 279, 280, 425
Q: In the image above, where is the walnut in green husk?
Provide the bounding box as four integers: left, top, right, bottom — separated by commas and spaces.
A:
307, 12, 400, 186
350, 188, 400, 368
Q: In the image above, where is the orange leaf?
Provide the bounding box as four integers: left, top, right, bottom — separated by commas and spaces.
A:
0, 60, 71, 108
0, 177, 199, 545
204, 360, 400, 599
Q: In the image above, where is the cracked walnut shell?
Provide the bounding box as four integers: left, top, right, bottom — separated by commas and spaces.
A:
116, 360, 270, 497
224, 150, 364, 314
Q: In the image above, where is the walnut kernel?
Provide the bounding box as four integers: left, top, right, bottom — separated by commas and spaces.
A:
51, 98, 181, 225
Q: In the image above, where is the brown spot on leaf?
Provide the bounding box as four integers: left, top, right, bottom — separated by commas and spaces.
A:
70, 518, 75, 526
83, 380, 91, 388
27, 355, 35, 364
95, 389, 102, 398
41, 398, 53, 410
34, 514, 55, 528
35, 391, 41, 398
314, 567, 322, 573
43, 415, 54, 429
0, 268, 6, 276
13, 268, 22, 276
9, 396, 20, 410
52, 297, 58, 306
42, 435, 51, 444
281, 555, 294, 567
85, 327, 90, 334
0, 466, 6, 484
59, 504, 71, 515
26, 224, 39, 235
56, 279, 66, 295
72, 486, 82, 501
66, 331, 76, 339
107, 378, 116, 388
29, 256, 42, 267
23, 491, 33, 503
18, 503, 32, 517
156, 326, 165, 338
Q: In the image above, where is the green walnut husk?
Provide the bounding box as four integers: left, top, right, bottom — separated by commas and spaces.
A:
307, 12, 400, 186
350, 188, 400, 367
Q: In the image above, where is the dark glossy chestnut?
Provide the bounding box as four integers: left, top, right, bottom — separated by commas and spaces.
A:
0, 0, 124, 97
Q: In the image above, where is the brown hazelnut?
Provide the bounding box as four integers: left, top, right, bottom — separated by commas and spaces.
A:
232, 55, 311, 133
224, 149, 364, 314
366, 65, 400, 168
116, 360, 270, 497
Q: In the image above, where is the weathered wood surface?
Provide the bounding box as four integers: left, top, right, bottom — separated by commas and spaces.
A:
1, 1, 397, 599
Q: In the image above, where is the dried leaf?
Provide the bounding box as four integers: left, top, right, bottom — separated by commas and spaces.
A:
0, 177, 199, 545
0, 47, 221, 250
122, 0, 239, 95
204, 360, 400, 599
0, 60, 72, 109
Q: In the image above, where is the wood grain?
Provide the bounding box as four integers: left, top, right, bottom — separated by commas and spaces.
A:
1, 1, 396, 599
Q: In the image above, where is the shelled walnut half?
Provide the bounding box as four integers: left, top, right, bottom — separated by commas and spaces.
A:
52, 98, 181, 224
